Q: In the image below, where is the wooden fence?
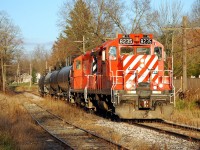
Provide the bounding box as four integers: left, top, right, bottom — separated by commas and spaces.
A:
173, 78, 200, 92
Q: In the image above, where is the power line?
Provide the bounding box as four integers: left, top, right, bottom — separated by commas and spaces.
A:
162, 16, 200, 93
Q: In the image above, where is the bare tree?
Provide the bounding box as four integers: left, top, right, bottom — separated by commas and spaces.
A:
31, 44, 50, 74
151, 0, 183, 35
191, 0, 200, 25
94, 0, 126, 34
185, 0, 200, 77
92, 0, 157, 34
0, 11, 23, 91
128, 0, 152, 33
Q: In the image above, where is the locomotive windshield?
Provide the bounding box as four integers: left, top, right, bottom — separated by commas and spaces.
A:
120, 47, 134, 55
136, 47, 150, 55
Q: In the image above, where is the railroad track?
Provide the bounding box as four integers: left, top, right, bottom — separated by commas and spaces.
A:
23, 100, 127, 150
23, 92, 199, 148
132, 120, 200, 142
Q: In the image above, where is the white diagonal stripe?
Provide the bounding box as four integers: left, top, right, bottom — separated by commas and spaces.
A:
138, 56, 158, 82
124, 55, 143, 74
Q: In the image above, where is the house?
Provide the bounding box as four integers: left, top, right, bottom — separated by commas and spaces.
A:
21, 73, 32, 83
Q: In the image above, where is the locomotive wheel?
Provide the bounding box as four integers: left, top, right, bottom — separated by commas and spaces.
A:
111, 114, 121, 122
87, 108, 95, 114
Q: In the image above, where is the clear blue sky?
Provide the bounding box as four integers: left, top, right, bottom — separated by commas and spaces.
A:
0, 0, 65, 52
0, 0, 195, 52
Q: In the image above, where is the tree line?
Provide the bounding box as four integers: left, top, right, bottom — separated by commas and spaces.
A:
51, 0, 200, 77
0, 0, 199, 91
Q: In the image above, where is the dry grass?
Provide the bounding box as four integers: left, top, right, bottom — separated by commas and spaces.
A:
39, 98, 123, 138
38, 97, 161, 149
9, 83, 38, 94
6, 84, 200, 149
0, 93, 49, 149
171, 107, 200, 127
13, 83, 200, 128
37, 94, 200, 149
170, 92, 200, 127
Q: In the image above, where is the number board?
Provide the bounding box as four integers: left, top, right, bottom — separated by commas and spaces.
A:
119, 38, 133, 45
140, 38, 152, 44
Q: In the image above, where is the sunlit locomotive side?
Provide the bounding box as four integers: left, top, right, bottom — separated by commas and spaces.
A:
69, 33, 175, 119
38, 33, 175, 119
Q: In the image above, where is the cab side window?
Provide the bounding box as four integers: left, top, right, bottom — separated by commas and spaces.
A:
109, 46, 117, 60
154, 47, 162, 59
76, 60, 81, 70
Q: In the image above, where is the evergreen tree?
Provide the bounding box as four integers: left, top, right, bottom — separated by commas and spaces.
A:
32, 68, 37, 84
64, 0, 94, 54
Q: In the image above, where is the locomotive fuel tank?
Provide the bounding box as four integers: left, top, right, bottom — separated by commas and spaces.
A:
57, 66, 72, 92
50, 70, 59, 92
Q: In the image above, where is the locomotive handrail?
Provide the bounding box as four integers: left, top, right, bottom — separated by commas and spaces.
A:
84, 74, 98, 101
149, 69, 173, 82
85, 74, 96, 87
110, 69, 174, 89
111, 70, 124, 90
150, 69, 175, 105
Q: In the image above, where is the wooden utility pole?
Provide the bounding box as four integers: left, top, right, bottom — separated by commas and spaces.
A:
162, 16, 200, 93
83, 35, 85, 53
74, 36, 86, 53
1, 39, 7, 93
17, 63, 20, 84
29, 63, 32, 87
45, 61, 48, 70
1, 52, 5, 93
162, 16, 193, 93
182, 16, 187, 92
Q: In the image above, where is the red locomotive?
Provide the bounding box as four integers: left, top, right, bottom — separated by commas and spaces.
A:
39, 33, 175, 119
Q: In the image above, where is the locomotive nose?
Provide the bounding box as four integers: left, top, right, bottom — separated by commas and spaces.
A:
123, 55, 158, 87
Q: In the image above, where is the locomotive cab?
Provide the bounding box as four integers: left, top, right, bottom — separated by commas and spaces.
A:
104, 34, 175, 119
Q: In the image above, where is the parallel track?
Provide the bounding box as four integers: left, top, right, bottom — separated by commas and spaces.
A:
23, 100, 127, 150
132, 120, 200, 142
24, 92, 200, 147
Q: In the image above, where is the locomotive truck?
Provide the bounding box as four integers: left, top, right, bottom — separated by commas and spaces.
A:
39, 33, 175, 119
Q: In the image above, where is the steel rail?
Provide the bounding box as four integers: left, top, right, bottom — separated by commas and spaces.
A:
131, 120, 200, 142
23, 93, 128, 150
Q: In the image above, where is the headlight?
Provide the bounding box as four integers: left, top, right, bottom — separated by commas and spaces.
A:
140, 63, 145, 68
140, 59, 145, 63
153, 85, 157, 90
158, 83, 163, 88
140, 58, 145, 68
125, 80, 135, 90
126, 82, 132, 89
152, 91, 162, 94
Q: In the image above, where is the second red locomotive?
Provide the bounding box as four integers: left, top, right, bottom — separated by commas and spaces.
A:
39, 33, 175, 119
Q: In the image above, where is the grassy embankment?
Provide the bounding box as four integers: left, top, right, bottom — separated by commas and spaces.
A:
170, 91, 200, 127
0, 83, 200, 149
0, 83, 42, 150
